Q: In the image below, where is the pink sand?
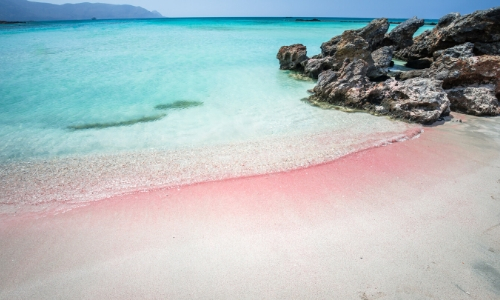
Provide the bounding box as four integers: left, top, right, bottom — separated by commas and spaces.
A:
1, 113, 500, 299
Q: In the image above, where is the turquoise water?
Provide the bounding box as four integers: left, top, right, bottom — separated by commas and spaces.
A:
0, 18, 429, 211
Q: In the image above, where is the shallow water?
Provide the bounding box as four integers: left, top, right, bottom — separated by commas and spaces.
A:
0, 18, 431, 212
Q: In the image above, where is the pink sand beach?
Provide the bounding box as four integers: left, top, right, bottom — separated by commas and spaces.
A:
1, 113, 500, 299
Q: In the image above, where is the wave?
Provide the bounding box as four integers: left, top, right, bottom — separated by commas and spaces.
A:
0, 124, 422, 215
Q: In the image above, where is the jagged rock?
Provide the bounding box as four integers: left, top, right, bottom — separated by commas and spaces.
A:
405, 57, 433, 69
309, 59, 450, 124
424, 55, 500, 95
276, 44, 308, 71
474, 42, 500, 55
303, 56, 335, 79
333, 31, 372, 67
396, 69, 424, 80
372, 46, 394, 68
395, 7, 500, 61
381, 78, 450, 123
320, 35, 342, 57
320, 18, 389, 56
437, 13, 461, 27
433, 42, 474, 59
446, 85, 500, 115
382, 17, 424, 50
357, 18, 390, 50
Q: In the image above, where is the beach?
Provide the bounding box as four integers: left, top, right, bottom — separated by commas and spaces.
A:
1, 112, 499, 299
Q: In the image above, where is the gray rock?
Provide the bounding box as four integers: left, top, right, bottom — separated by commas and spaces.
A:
372, 46, 394, 68
357, 18, 390, 50
395, 69, 424, 80
320, 18, 389, 56
381, 78, 450, 124
276, 44, 308, 71
395, 7, 500, 61
446, 85, 500, 116
423, 54, 500, 93
436, 12, 461, 28
383, 16, 424, 50
433, 42, 474, 59
474, 41, 500, 55
309, 59, 450, 124
303, 56, 335, 79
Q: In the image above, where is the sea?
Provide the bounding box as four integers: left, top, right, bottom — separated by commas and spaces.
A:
0, 18, 433, 214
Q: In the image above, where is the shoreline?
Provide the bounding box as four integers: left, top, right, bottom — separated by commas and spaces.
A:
1, 112, 499, 298
0, 121, 421, 216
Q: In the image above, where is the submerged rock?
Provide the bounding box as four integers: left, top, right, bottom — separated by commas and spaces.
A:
155, 100, 203, 110
276, 44, 309, 71
68, 114, 166, 130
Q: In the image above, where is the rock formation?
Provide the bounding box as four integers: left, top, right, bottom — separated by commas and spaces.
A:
276, 6, 500, 122
276, 44, 308, 71
381, 16, 424, 50
395, 7, 500, 61
309, 59, 450, 124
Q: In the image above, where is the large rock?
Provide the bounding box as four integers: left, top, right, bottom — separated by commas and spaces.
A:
424, 54, 500, 95
446, 85, 500, 116
320, 18, 389, 57
303, 56, 335, 79
382, 16, 424, 50
433, 42, 474, 59
309, 59, 450, 124
380, 78, 450, 123
372, 46, 394, 69
474, 42, 500, 55
276, 44, 308, 71
395, 7, 500, 61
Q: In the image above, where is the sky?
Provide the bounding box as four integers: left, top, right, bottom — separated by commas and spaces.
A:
37, 0, 499, 19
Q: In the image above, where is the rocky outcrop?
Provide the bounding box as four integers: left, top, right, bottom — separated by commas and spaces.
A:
474, 42, 500, 55
395, 69, 424, 81
433, 42, 474, 59
277, 7, 500, 122
381, 16, 424, 50
320, 18, 389, 57
422, 46, 500, 115
395, 7, 500, 61
446, 85, 500, 116
277, 44, 308, 71
424, 54, 500, 95
356, 18, 390, 50
303, 56, 334, 79
372, 46, 394, 69
309, 59, 450, 124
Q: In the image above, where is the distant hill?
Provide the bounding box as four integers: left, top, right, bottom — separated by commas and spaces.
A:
0, 0, 162, 21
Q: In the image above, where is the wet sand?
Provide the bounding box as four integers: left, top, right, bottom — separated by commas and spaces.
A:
1, 113, 500, 299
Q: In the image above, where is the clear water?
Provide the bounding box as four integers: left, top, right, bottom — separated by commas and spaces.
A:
0, 18, 430, 212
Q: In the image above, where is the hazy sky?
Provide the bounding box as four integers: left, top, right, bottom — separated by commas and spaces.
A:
37, 0, 499, 19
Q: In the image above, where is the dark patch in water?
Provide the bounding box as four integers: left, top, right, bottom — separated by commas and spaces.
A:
473, 262, 500, 294
68, 114, 166, 130
155, 101, 203, 110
